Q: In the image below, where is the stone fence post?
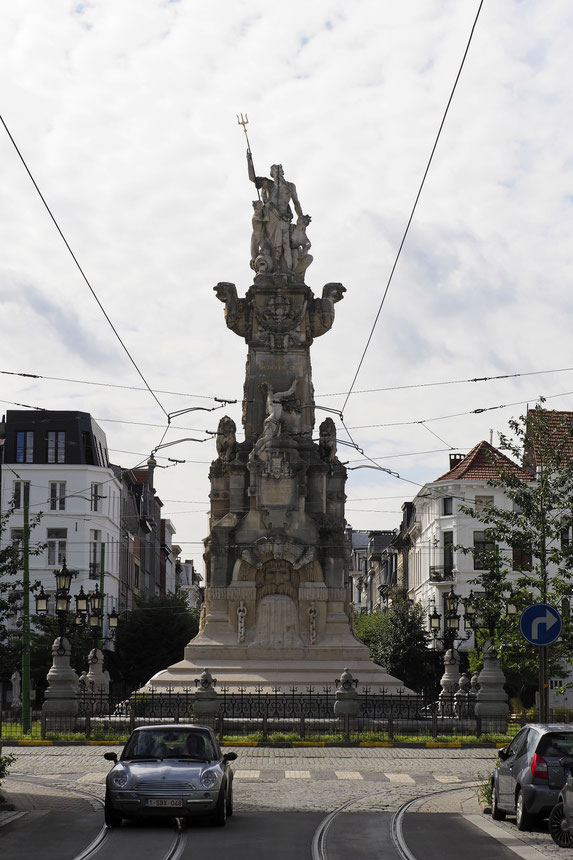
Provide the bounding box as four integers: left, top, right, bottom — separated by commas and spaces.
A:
334, 668, 359, 738
192, 669, 220, 729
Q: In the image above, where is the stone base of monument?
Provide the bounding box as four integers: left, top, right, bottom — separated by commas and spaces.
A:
145, 642, 411, 693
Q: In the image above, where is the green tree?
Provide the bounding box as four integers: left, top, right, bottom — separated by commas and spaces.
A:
115, 593, 200, 691
460, 404, 573, 706
354, 600, 437, 694
0, 503, 43, 681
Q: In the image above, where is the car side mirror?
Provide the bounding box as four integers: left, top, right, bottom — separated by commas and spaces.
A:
223, 752, 237, 762
104, 752, 118, 763
497, 747, 509, 761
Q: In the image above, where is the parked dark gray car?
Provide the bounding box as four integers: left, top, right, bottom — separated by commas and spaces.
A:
491, 723, 573, 830
103, 724, 237, 828
548, 755, 573, 848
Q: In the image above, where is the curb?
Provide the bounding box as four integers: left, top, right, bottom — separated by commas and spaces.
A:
1, 739, 506, 749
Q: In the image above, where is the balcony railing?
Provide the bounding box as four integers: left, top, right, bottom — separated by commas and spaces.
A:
429, 565, 454, 583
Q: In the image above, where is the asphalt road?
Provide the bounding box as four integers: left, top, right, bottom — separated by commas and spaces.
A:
0, 746, 556, 859
0, 808, 536, 860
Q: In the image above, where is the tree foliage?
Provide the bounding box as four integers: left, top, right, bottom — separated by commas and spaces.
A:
0, 503, 43, 680
459, 404, 573, 701
354, 600, 437, 694
115, 593, 200, 691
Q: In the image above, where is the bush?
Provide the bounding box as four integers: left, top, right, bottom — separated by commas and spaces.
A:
0, 753, 16, 801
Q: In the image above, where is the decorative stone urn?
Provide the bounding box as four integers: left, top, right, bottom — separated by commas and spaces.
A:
42, 637, 80, 717
475, 641, 509, 727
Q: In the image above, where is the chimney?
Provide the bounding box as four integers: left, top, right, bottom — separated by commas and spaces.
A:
449, 453, 465, 471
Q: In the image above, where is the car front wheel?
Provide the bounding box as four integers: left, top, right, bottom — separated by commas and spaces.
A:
104, 791, 123, 828
491, 779, 506, 821
549, 802, 573, 848
212, 783, 227, 827
515, 789, 532, 832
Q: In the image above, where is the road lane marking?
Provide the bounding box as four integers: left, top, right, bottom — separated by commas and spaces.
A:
385, 773, 415, 784
335, 771, 363, 780
285, 771, 311, 779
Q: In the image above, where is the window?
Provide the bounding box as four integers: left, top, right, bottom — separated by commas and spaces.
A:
91, 483, 101, 512
512, 544, 532, 571
49, 482, 66, 511
134, 561, 140, 591
12, 481, 30, 510
47, 431, 66, 464
442, 497, 453, 516
562, 525, 572, 549
89, 530, 101, 578
47, 528, 67, 566
16, 431, 34, 463
443, 531, 454, 575
473, 530, 495, 570
474, 495, 494, 513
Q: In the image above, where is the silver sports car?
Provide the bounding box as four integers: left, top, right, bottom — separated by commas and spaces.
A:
103, 724, 237, 827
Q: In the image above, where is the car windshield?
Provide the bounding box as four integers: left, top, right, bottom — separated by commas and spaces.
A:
537, 732, 573, 757
122, 729, 216, 761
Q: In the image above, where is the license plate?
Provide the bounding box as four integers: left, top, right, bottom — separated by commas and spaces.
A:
146, 798, 184, 807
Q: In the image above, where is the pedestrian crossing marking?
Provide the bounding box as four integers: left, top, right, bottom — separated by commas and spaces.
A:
384, 773, 415, 784
285, 771, 311, 779
434, 775, 461, 783
335, 771, 363, 780
77, 773, 107, 784
234, 770, 261, 778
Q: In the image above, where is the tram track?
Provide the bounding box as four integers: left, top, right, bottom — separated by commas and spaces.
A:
311, 781, 479, 860
6, 773, 188, 860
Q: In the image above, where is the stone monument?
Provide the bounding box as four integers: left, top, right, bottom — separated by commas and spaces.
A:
147, 149, 410, 692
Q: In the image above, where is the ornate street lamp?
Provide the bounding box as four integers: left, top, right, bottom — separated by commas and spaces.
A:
35, 585, 49, 614
108, 607, 119, 633
429, 606, 442, 638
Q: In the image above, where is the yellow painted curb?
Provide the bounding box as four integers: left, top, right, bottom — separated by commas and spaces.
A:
359, 742, 394, 747
496, 742, 508, 748
225, 741, 258, 747
426, 742, 462, 748
18, 740, 53, 746
86, 740, 119, 745
292, 741, 324, 747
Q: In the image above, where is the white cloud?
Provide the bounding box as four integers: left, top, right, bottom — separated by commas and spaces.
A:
1, 0, 572, 565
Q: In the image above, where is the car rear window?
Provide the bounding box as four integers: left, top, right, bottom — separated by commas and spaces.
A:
537, 732, 573, 757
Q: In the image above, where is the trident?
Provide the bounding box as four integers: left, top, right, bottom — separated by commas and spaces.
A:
237, 112, 260, 201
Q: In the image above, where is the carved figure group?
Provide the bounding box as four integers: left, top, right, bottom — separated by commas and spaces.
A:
250, 378, 299, 461
247, 152, 312, 275
216, 416, 238, 462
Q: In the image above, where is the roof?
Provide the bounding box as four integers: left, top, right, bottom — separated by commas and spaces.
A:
435, 440, 531, 483
525, 409, 573, 470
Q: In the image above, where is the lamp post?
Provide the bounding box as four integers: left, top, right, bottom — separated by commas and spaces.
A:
36, 563, 119, 711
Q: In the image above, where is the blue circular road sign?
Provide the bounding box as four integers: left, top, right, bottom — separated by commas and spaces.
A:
520, 603, 562, 646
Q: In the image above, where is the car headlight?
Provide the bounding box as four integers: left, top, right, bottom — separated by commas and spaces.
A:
200, 770, 218, 789
112, 773, 128, 788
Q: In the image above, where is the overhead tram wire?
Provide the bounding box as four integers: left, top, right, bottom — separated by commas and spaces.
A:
0, 114, 168, 420
340, 0, 485, 414
3, 363, 573, 401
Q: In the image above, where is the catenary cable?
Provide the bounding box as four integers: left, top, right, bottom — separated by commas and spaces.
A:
341, 0, 484, 412
0, 113, 168, 419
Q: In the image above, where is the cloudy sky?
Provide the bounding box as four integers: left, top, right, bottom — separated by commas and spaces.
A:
1, 0, 572, 571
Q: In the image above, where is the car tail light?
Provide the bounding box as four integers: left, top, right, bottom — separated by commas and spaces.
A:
531, 753, 549, 779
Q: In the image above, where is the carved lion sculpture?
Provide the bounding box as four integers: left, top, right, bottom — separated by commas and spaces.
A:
216, 415, 238, 462
318, 417, 337, 462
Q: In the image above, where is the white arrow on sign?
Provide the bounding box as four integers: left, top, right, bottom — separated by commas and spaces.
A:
531, 611, 558, 640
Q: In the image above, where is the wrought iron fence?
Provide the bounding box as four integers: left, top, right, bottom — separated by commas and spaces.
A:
0, 686, 517, 742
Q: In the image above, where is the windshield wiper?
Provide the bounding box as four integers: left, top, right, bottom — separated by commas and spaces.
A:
125, 755, 162, 761
171, 755, 210, 761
